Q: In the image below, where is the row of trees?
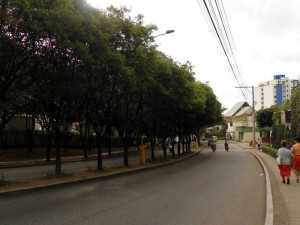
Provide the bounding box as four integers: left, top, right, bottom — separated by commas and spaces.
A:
0, 0, 224, 174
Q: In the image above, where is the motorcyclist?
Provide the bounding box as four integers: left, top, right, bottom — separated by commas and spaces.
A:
210, 140, 216, 151
224, 139, 229, 151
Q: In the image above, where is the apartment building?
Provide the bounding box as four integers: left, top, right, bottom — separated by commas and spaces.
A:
254, 74, 300, 110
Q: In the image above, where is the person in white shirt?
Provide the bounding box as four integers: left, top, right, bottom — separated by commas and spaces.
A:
256, 138, 262, 150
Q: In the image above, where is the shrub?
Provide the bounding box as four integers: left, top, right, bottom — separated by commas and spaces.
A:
261, 145, 277, 158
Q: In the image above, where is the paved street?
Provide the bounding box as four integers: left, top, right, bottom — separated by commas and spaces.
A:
0, 142, 265, 225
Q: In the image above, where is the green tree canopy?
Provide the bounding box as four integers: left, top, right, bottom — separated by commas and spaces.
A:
256, 108, 274, 127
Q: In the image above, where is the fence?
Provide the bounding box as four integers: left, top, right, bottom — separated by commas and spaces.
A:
0, 130, 133, 149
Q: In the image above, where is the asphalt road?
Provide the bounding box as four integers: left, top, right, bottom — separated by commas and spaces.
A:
0, 143, 266, 225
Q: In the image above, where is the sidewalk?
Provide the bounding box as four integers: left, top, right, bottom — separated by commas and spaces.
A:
0, 149, 137, 169
0, 147, 202, 195
238, 142, 300, 225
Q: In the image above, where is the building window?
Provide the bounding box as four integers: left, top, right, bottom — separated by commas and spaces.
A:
230, 122, 233, 127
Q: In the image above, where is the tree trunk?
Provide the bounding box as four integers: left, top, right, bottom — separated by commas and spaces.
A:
55, 135, 62, 175
107, 133, 112, 156
150, 138, 155, 161
162, 138, 167, 159
46, 133, 52, 162
29, 114, 35, 152
171, 141, 175, 157
187, 135, 191, 151
182, 137, 185, 153
80, 122, 88, 159
97, 135, 103, 170
123, 132, 129, 166
26, 112, 35, 153
87, 127, 92, 152
177, 138, 181, 156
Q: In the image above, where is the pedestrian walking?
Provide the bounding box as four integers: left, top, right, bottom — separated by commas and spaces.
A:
256, 138, 261, 150
291, 137, 300, 183
277, 140, 292, 184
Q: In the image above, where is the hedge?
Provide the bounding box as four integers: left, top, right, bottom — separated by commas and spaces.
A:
261, 145, 277, 158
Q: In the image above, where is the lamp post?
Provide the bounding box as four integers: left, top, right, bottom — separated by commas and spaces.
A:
154, 30, 175, 38
138, 29, 175, 164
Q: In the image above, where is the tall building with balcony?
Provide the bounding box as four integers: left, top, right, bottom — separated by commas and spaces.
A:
254, 74, 300, 110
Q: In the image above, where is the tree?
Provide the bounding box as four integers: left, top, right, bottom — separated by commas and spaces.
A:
0, 0, 45, 131
291, 86, 300, 137
29, 0, 106, 173
256, 108, 274, 128
1, 1, 225, 172
102, 6, 156, 166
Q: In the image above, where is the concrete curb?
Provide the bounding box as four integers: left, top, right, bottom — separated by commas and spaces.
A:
0, 149, 202, 196
251, 151, 274, 225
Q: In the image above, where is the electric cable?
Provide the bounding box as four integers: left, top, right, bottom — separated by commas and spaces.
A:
197, 0, 250, 103
198, 0, 248, 102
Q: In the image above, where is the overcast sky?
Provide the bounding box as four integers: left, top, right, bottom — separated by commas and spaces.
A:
87, 0, 300, 111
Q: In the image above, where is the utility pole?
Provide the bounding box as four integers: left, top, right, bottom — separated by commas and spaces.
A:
235, 86, 256, 148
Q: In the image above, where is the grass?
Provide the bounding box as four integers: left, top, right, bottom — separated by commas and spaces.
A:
87, 166, 98, 172
41, 170, 73, 178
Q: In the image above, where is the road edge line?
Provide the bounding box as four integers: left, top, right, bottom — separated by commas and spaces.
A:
251, 151, 274, 225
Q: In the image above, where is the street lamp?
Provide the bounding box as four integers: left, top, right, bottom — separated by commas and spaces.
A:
154, 30, 175, 38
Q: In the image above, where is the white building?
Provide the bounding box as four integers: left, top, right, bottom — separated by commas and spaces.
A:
224, 101, 257, 142
254, 74, 300, 110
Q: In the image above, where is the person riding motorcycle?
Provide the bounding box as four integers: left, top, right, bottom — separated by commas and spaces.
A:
224, 139, 229, 151
210, 140, 216, 151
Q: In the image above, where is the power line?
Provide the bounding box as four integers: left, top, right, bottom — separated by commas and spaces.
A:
196, 0, 217, 41
196, 0, 250, 103
216, 0, 248, 90
214, 0, 249, 101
